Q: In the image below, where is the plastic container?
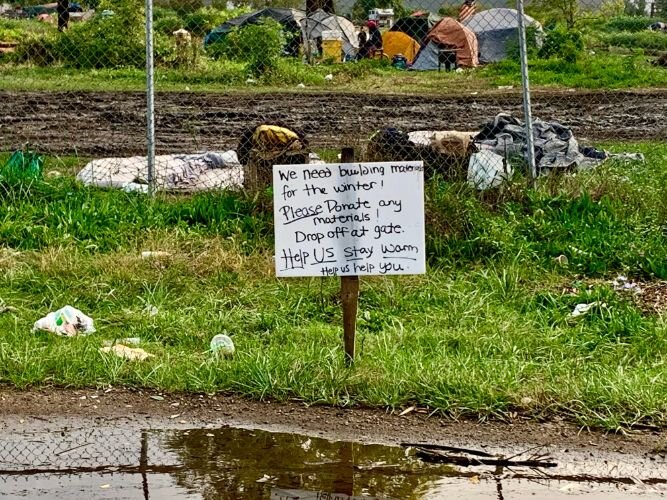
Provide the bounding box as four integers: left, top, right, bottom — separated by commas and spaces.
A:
210, 334, 235, 357
321, 39, 343, 62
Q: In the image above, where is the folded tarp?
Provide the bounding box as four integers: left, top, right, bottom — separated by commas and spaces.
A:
77, 151, 243, 193
475, 114, 643, 174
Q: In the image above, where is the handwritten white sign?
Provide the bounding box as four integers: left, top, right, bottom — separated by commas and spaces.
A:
273, 161, 425, 277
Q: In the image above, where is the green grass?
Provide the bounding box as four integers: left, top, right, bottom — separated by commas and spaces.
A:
0, 18, 55, 38
598, 16, 657, 33
487, 53, 667, 89
2, 50, 667, 93
595, 31, 667, 53
0, 141, 666, 430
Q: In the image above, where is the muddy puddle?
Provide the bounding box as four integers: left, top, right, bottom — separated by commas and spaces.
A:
1, 425, 666, 499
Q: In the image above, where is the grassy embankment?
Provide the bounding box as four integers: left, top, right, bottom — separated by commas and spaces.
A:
0, 142, 665, 430
1, 53, 666, 94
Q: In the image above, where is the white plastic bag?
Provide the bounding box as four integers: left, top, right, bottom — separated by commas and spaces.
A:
32, 306, 96, 337
467, 151, 512, 191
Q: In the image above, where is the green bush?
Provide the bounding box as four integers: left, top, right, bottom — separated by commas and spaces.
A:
157, 0, 202, 15
208, 19, 287, 77
0, 27, 23, 43
12, 34, 59, 65
154, 7, 184, 36
538, 25, 584, 63
10, 0, 180, 69
604, 15, 655, 32
183, 7, 249, 37
57, 18, 145, 68
506, 25, 540, 60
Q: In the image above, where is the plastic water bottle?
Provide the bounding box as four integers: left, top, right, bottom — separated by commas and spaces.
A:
210, 334, 235, 357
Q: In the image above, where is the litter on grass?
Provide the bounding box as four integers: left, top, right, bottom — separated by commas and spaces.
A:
210, 334, 235, 357
99, 344, 154, 361
1, 149, 43, 181
102, 338, 141, 347
554, 255, 569, 266
32, 306, 95, 337
570, 302, 606, 318
612, 275, 643, 294
141, 251, 171, 259
467, 150, 512, 190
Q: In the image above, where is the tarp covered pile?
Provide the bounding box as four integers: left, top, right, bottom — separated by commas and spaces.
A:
364, 114, 644, 187
77, 124, 314, 193
475, 114, 644, 175
367, 127, 476, 180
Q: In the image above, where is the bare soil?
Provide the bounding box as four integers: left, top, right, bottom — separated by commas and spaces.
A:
1, 387, 664, 458
1, 90, 666, 157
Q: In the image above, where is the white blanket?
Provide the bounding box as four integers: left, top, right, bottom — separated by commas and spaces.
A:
77, 151, 244, 193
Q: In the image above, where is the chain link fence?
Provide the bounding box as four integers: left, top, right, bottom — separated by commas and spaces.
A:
1, 0, 664, 193
2, 425, 667, 498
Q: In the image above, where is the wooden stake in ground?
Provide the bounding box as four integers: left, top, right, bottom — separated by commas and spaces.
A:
340, 147, 359, 365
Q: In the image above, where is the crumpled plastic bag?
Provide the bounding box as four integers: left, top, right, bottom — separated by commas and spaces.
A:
468, 151, 512, 190
1, 149, 43, 182
32, 306, 96, 337
100, 344, 154, 361
570, 302, 606, 318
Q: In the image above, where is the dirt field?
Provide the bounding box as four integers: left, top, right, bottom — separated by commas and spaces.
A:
1, 90, 666, 157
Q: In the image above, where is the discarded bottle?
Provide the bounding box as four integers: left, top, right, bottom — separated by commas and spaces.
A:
210, 334, 235, 357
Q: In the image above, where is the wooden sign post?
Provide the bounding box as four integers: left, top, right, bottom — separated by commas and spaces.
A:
340, 147, 358, 365
273, 151, 425, 365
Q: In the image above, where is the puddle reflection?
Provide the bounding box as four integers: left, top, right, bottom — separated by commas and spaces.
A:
1, 425, 666, 499
162, 427, 440, 499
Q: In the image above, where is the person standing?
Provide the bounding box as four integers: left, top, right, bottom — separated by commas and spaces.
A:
56, 0, 69, 31
357, 25, 368, 48
367, 20, 382, 54
357, 20, 382, 59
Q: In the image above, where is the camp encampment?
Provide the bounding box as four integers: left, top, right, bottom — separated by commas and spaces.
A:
204, 8, 358, 59
204, 8, 305, 56
388, 12, 440, 45
463, 8, 541, 64
411, 17, 479, 71
382, 31, 421, 63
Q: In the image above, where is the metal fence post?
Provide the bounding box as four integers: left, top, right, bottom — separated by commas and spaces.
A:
145, 0, 155, 196
516, 0, 537, 183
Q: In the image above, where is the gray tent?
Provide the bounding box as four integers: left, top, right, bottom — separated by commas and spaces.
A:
302, 9, 358, 58
411, 41, 441, 71
463, 8, 541, 63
